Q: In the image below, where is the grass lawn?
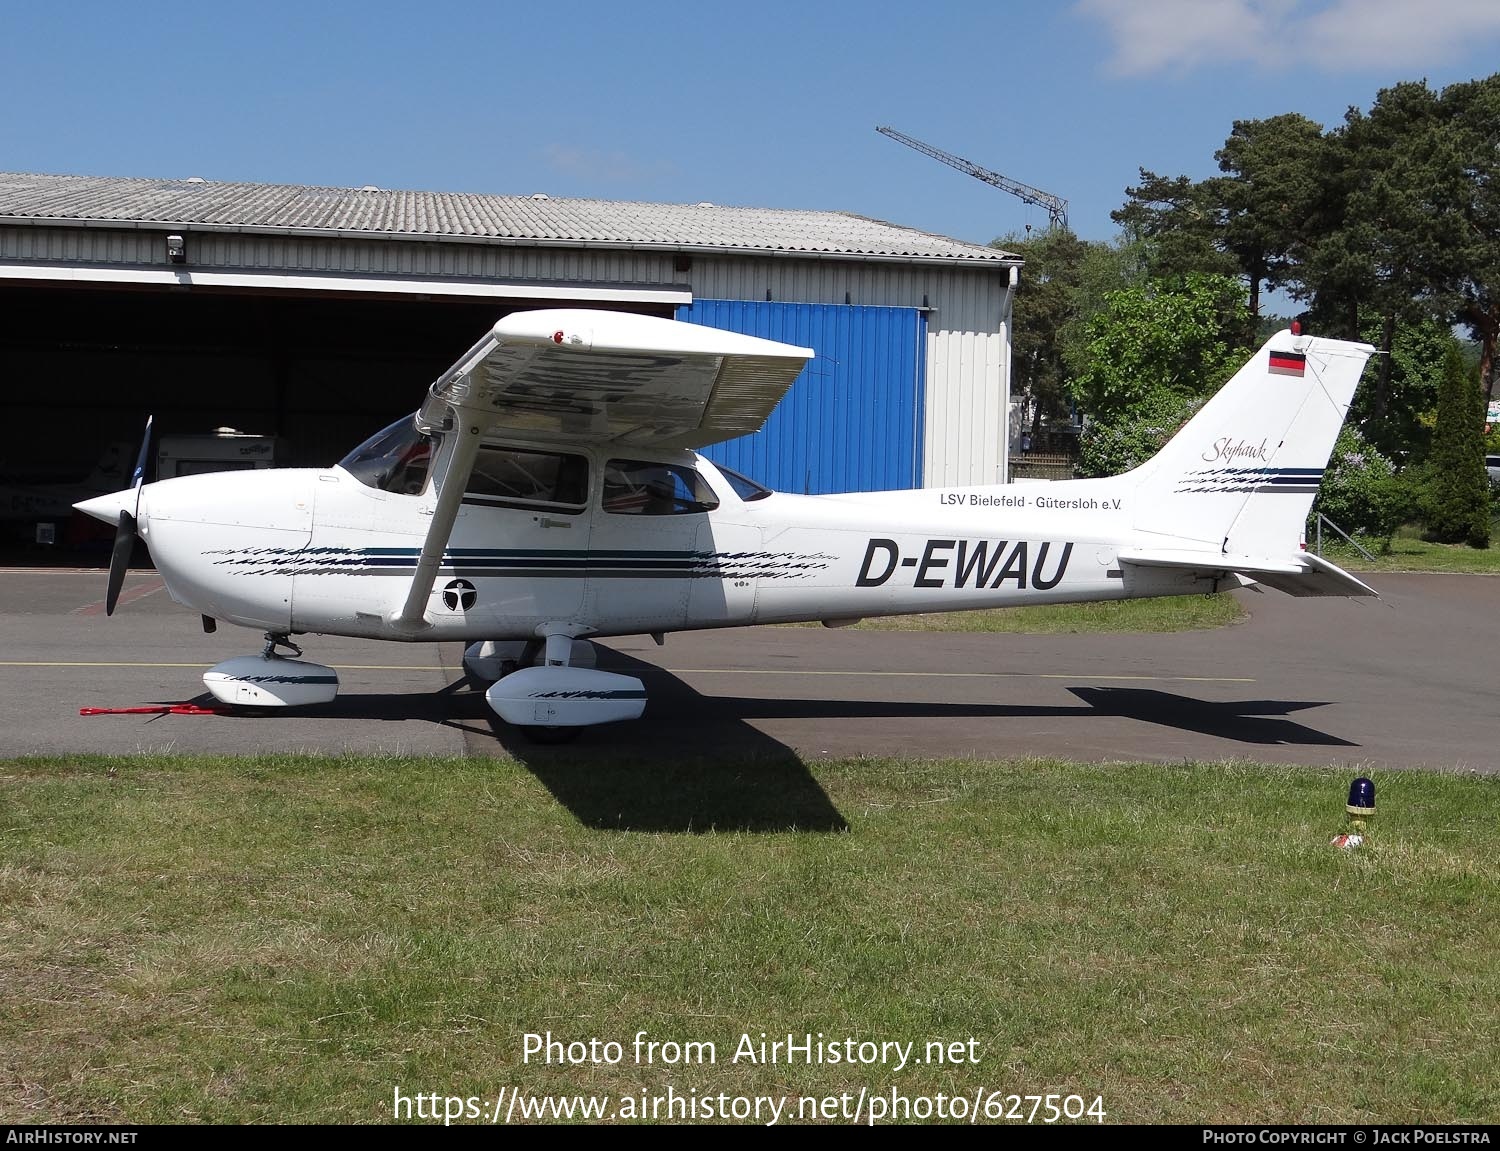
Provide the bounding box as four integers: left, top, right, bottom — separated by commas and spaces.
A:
843, 593, 1244, 634
2, 754, 1496, 1125
1320, 526, 1500, 575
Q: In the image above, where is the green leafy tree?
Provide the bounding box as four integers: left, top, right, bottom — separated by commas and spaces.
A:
1437, 75, 1500, 409
1346, 316, 1450, 463
1060, 237, 1151, 379
1072, 273, 1252, 423
1419, 344, 1490, 546
1213, 113, 1329, 321
1112, 116, 1329, 330
996, 228, 1093, 430
1303, 83, 1465, 417
1112, 170, 1239, 284
1101, 70, 1500, 470
997, 229, 1146, 435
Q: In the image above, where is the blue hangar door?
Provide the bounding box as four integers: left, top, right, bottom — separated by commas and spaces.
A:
675, 301, 926, 494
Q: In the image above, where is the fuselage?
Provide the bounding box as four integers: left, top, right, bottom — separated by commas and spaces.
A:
105, 425, 1217, 643
65, 323, 1376, 732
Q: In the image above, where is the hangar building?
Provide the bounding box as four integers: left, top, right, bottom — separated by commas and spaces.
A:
0, 172, 1019, 548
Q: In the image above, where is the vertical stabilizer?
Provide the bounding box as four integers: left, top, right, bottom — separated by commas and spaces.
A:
1128, 331, 1374, 559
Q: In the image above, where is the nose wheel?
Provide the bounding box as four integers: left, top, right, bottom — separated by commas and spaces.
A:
202, 635, 338, 708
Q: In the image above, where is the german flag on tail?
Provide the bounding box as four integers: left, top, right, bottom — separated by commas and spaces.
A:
1269, 349, 1306, 376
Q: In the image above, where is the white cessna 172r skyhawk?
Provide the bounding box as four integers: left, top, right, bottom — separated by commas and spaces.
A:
76, 308, 1377, 738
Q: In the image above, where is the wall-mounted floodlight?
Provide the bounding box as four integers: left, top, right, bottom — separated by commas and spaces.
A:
166, 234, 187, 264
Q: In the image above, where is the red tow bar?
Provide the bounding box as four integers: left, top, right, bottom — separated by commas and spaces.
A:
79, 703, 233, 717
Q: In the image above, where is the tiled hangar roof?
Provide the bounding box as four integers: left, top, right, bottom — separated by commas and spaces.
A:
0, 172, 1017, 264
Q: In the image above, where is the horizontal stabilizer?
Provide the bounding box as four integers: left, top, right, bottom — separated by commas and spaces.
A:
1118, 548, 1378, 599
1265, 552, 1380, 598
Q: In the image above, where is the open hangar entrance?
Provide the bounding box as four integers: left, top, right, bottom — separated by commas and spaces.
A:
0, 280, 674, 562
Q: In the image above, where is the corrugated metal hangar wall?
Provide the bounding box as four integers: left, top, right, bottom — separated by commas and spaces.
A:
678, 258, 1013, 491
678, 300, 926, 494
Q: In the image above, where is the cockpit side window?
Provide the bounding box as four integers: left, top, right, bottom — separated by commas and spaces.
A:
465, 445, 590, 513
602, 459, 720, 515
338, 416, 434, 495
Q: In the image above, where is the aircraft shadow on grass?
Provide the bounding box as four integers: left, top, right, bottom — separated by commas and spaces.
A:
180, 645, 1357, 832
180, 651, 850, 835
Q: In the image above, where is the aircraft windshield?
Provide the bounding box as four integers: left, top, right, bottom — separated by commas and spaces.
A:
338, 416, 434, 495
714, 464, 774, 502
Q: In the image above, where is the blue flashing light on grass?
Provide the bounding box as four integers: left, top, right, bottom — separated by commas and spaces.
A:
1346, 777, 1376, 817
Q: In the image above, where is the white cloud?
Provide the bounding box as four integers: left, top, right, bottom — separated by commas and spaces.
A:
1302, 0, 1500, 69
1078, 0, 1500, 75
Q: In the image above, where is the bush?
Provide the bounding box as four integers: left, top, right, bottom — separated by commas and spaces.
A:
1077, 392, 1203, 478
1310, 427, 1407, 543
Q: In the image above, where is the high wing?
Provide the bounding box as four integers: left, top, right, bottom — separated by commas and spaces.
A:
416, 308, 814, 449
393, 308, 814, 629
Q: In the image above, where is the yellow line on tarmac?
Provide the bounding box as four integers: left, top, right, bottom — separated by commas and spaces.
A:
664, 669, 1257, 683
0, 568, 112, 575
0, 661, 213, 668
0, 661, 442, 670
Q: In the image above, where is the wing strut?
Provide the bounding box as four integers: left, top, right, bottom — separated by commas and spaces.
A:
390, 418, 484, 631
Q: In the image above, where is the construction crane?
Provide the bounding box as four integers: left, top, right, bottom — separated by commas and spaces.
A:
876, 125, 1069, 231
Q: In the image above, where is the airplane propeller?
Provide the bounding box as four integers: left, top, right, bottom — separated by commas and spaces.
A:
105, 415, 153, 616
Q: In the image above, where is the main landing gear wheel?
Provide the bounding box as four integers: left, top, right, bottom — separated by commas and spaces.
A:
499, 639, 544, 679
483, 631, 646, 737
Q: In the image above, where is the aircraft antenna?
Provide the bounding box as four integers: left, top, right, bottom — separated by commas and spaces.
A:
876, 125, 1069, 230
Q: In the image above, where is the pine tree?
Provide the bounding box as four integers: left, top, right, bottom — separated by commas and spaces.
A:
1423, 344, 1491, 547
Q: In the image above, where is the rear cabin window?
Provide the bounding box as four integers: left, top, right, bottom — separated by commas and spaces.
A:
466, 445, 590, 512
602, 459, 720, 515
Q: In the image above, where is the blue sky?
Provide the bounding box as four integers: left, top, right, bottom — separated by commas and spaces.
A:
5, 1, 1500, 250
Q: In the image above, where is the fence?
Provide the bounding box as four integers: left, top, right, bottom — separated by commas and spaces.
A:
1008, 452, 1076, 482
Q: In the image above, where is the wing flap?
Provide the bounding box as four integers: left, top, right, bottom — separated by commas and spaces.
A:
1118, 548, 1378, 598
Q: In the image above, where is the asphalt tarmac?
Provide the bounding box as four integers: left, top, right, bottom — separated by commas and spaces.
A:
1, 568, 1496, 772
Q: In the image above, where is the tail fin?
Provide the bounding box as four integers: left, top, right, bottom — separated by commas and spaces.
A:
1128, 330, 1375, 559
